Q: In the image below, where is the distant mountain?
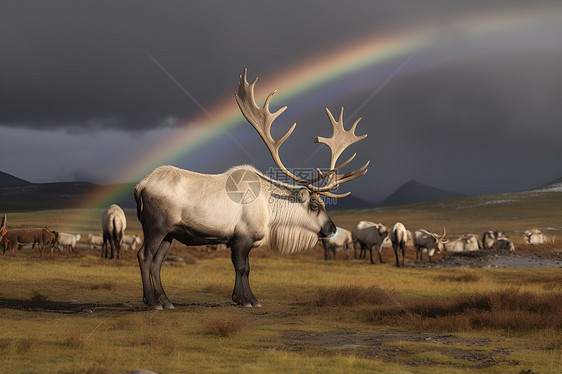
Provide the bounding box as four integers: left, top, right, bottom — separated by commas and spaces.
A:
378, 180, 465, 207
531, 177, 562, 193
0, 171, 30, 187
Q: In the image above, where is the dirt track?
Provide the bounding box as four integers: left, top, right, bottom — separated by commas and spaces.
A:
274, 330, 513, 369
407, 250, 562, 269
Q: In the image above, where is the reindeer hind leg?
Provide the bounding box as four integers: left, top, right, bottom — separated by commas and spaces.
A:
150, 237, 174, 309
137, 231, 167, 310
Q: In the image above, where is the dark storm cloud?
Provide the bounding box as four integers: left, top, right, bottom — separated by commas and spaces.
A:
1, 0, 561, 200
1, 0, 547, 131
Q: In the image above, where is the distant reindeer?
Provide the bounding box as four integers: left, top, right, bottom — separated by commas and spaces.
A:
57, 233, 81, 253
482, 230, 508, 250
3, 227, 58, 258
389, 222, 408, 267
320, 226, 353, 260
444, 234, 481, 253
353, 221, 388, 264
134, 70, 369, 309
523, 228, 547, 245
101, 204, 127, 260
122, 234, 142, 250
413, 228, 447, 263
495, 237, 515, 252
87, 233, 103, 249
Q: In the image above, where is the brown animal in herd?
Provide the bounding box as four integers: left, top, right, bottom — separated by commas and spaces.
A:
1, 228, 59, 258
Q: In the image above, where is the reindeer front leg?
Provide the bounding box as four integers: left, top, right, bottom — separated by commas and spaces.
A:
231, 236, 260, 307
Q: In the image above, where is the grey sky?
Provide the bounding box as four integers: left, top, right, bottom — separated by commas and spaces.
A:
1, 1, 561, 202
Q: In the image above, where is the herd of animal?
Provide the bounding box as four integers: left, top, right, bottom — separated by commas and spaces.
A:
321, 221, 553, 267
0, 205, 142, 258
0, 208, 549, 268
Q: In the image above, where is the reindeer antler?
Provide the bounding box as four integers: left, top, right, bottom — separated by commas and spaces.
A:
235, 69, 311, 186
235, 69, 369, 198
312, 108, 370, 197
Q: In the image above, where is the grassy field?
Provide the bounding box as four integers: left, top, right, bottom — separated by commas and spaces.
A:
0, 191, 561, 373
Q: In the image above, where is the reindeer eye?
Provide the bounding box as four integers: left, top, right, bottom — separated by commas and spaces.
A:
309, 200, 319, 211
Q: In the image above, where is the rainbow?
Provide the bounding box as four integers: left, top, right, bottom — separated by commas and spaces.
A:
72, 7, 561, 228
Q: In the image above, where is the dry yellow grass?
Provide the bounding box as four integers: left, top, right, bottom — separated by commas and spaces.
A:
0, 191, 560, 373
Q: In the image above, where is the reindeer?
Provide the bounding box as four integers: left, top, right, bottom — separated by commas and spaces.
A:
353, 221, 388, 264
444, 234, 481, 253
87, 233, 104, 249
122, 234, 142, 250
320, 226, 353, 260
3, 227, 58, 258
413, 228, 447, 263
0, 215, 6, 249
101, 204, 127, 260
389, 222, 408, 267
482, 230, 508, 250
57, 233, 81, 253
523, 228, 547, 245
134, 70, 369, 309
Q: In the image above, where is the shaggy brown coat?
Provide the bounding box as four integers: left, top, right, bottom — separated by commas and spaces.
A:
2, 228, 58, 258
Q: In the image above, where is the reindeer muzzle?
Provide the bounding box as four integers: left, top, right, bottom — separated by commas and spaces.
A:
319, 220, 337, 238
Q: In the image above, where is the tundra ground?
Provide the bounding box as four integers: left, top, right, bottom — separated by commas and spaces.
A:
0, 240, 560, 374
1, 191, 560, 373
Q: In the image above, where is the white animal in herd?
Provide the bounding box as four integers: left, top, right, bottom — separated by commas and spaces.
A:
413, 228, 447, 263
320, 226, 353, 260
101, 204, 127, 260
353, 221, 388, 264
122, 234, 142, 250
444, 234, 481, 253
523, 228, 547, 245
389, 222, 408, 267
482, 230, 508, 250
87, 233, 104, 248
57, 233, 81, 253
134, 70, 369, 309
495, 237, 515, 252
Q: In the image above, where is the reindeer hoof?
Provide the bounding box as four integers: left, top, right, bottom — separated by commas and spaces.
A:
162, 302, 174, 309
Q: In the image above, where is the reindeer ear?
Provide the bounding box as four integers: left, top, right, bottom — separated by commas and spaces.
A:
0, 215, 6, 231
297, 189, 310, 203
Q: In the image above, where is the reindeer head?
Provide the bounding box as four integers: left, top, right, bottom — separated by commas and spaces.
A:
432, 227, 447, 253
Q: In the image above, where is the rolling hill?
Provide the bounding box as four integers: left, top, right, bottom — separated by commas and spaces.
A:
377, 180, 465, 207
0, 170, 136, 212
532, 176, 562, 193
0, 171, 30, 187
